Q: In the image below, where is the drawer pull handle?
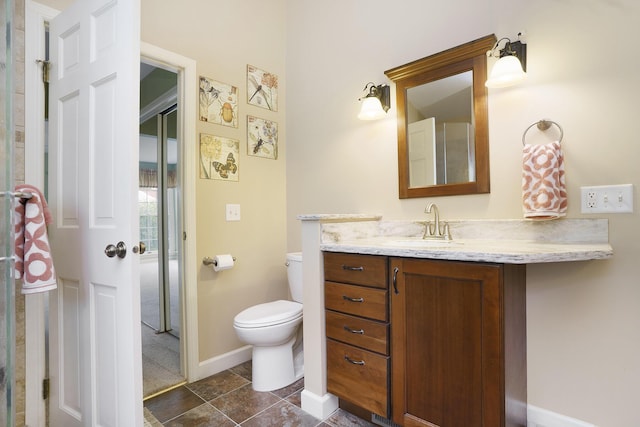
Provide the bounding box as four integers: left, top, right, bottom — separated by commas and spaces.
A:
342, 295, 364, 303
342, 265, 364, 272
343, 326, 365, 334
344, 355, 366, 366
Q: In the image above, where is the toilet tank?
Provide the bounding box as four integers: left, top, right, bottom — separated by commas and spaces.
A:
286, 252, 303, 303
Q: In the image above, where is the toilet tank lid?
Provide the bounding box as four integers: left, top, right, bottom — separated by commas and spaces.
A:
287, 252, 302, 261
234, 300, 302, 328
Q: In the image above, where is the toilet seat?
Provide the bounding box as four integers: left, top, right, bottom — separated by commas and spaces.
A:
234, 300, 302, 328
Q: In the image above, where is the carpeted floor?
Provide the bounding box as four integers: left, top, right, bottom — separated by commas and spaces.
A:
141, 323, 183, 397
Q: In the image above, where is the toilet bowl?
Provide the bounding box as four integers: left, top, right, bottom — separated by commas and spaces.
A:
233, 253, 304, 391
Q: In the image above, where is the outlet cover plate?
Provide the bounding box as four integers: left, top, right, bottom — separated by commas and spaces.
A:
580, 184, 633, 213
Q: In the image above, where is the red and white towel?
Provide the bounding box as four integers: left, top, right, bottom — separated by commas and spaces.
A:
14, 184, 57, 294
522, 141, 567, 220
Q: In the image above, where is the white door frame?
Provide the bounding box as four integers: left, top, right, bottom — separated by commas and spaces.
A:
140, 41, 199, 385
24, 3, 198, 424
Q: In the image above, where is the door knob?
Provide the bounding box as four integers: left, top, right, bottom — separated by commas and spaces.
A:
104, 241, 127, 258
133, 242, 146, 255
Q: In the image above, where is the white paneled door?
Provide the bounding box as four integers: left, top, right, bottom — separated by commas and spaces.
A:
47, 0, 142, 425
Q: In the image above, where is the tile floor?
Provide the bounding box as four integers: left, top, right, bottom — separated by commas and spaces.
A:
143, 361, 377, 426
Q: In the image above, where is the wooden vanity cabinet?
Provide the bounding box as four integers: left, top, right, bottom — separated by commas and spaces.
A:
324, 252, 390, 418
390, 257, 527, 427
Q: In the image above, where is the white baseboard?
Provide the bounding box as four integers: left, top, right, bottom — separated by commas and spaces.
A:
192, 345, 252, 382
528, 405, 596, 427
301, 389, 338, 420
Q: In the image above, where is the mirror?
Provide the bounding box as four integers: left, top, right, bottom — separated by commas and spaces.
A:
385, 34, 496, 198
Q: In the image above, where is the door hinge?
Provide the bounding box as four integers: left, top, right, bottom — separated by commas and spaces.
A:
36, 59, 50, 83
42, 378, 50, 400
183, 231, 187, 241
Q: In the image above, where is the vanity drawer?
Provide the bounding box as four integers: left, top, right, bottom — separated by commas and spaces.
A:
324, 252, 388, 288
326, 311, 388, 355
325, 282, 388, 321
327, 339, 389, 417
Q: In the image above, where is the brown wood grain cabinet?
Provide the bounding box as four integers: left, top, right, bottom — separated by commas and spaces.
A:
324, 252, 390, 417
390, 257, 527, 427
324, 252, 527, 426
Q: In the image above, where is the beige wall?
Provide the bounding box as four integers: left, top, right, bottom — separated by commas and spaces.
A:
286, 0, 640, 426
139, 0, 289, 361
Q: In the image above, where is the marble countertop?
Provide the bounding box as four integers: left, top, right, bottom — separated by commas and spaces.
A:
303, 216, 614, 264
321, 236, 613, 264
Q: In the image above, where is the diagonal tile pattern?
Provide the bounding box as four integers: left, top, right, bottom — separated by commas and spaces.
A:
144, 361, 377, 426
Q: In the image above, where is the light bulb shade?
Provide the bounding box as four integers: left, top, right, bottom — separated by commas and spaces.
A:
358, 96, 386, 120
485, 55, 526, 88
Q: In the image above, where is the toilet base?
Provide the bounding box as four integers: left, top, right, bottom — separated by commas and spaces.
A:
251, 335, 304, 392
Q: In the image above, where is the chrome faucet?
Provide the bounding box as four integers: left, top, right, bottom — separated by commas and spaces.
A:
423, 203, 451, 240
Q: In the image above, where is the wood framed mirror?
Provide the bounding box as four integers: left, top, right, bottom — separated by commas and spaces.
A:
385, 34, 496, 198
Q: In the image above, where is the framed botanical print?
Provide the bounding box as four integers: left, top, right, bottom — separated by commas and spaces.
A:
247, 65, 278, 112
199, 76, 238, 128
199, 133, 239, 181
247, 116, 278, 160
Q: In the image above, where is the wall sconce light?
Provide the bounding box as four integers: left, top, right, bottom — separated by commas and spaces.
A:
358, 82, 390, 120
485, 33, 527, 88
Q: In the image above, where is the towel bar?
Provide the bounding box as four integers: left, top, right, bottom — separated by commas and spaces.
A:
0, 190, 33, 200
522, 119, 563, 145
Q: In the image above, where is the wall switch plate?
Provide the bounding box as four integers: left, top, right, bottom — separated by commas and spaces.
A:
580, 184, 633, 213
225, 204, 241, 221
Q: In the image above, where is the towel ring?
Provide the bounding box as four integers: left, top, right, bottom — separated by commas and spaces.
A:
522, 119, 563, 146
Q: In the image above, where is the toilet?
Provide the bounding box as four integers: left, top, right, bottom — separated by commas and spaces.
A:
233, 252, 304, 391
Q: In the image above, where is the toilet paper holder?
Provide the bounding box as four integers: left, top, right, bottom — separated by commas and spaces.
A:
202, 256, 236, 267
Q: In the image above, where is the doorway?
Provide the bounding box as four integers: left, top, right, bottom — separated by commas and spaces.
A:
139, 63, 184, 397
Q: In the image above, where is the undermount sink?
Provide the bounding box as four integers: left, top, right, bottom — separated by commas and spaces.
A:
382, 238, 463, 248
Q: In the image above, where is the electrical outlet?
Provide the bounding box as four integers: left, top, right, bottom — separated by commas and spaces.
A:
586, 190, 597, 209
580, 184, 634, 213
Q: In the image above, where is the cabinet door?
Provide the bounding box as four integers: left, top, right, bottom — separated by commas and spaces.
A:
390, 258, 505, 427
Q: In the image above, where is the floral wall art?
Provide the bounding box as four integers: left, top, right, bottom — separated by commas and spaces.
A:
199, 76, 238, 127
247, 65, 278, 111
199, 133, 239, 181
247, 116, 278, 160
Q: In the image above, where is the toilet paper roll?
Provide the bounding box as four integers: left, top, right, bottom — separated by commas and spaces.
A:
213, 254, 234, 272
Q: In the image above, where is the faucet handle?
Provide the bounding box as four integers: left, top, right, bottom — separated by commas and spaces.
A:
422, 221, 432, 239
441, 222, 452, 240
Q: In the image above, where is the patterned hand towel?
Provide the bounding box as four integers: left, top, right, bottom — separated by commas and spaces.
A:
522, 141, 567, 219
14, 184, 57, 294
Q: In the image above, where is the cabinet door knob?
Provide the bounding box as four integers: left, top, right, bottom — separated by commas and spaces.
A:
344, 355, 366, 366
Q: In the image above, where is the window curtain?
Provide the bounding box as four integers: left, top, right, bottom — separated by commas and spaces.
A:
139, 163, 177, 188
